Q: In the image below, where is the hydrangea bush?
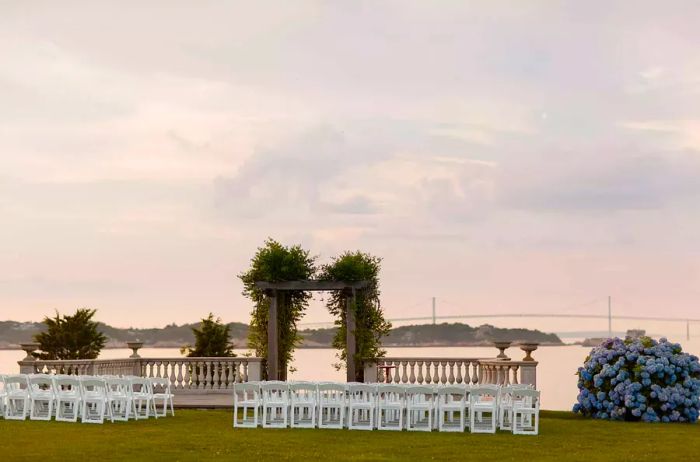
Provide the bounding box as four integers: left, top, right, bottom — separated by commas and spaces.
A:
573, 337, 700, 423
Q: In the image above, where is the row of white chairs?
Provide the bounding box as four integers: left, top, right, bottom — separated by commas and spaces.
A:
0, 374, 174, 424
233, 382, 539, 435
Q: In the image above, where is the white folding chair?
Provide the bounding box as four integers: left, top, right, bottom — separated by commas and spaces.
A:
376, 384, 405, 431
3, 375, 30, 420
106, 377, 132, 422
437, 385, 467, 432
233, 382, 261, 428
129, 377, 155, 420
54, 375, 82, 422
288, 382, 317, 428
512, 389, 540, 435
150, 378, 175, 417
317, 382, 345, 429
470, 386, 499, 433
80, 377, 113, 424
261, 381, 289, 428
347, 383, 376, 430
405, 385, 435, 432
499, 384, 532, 430
28, 375, 56, 421
0, 375, 6, 418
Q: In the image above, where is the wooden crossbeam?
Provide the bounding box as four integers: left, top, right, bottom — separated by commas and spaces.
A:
254, 280, 369, 291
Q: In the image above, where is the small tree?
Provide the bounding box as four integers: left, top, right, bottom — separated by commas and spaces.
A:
181, 313, 235, 357
34, 308, 107, 360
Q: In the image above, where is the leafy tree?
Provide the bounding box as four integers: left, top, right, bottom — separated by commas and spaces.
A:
181, 313, 235, 357
34, 308, 107, 360
239, 238, 315, 379
320, 251, 391, 381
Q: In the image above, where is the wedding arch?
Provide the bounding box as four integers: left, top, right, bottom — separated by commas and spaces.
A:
239, 239, 389, 382
254, 279, 369, 381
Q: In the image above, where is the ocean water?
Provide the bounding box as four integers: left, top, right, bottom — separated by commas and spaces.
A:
2, 339, 698, 411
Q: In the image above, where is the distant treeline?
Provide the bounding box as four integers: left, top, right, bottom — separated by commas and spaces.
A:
0, 320, 562, 349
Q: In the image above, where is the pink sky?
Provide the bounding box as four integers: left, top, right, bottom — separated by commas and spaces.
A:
1, 2, 699, 332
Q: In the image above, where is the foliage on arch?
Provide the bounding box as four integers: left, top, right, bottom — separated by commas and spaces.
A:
319, 251, 391, 381
239, 239, 316, 376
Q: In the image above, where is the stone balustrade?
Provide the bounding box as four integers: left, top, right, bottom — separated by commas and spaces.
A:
363, 342, 539, 387
477, 360, 538, 387
139, 357, 263, 393
19, 353, 263, 394
18, 341, 537, 397
24, 359, 139, 376
363, 357, 537, 387
364, 357, 486, 385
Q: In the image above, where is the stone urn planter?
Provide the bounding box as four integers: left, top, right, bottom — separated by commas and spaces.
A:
127, 341, 143, 358
493, 341, 512, 360
519, 342, 539, 361
20, 342, 40, 361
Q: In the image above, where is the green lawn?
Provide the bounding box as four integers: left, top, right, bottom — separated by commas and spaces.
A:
1, 410, 698, 461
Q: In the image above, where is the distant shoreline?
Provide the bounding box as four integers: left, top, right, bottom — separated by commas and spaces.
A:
0, 342, 568, 351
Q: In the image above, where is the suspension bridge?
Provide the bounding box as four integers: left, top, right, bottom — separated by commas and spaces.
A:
299, 297, 699, 340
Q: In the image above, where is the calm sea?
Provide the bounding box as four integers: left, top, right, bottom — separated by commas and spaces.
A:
2, 340, 698, 411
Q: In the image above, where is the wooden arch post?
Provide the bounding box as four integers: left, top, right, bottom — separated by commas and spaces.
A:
345, 287, 357, 382
266, 289, 279, 381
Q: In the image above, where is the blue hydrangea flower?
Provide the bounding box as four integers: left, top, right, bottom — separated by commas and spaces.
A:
574, 336, 700, 424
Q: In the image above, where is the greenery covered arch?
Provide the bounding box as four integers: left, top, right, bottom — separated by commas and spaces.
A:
239, 239, 390, 381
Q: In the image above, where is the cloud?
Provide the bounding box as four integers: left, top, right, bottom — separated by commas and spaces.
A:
501, 151, 700, 212
320, 195, 379, 215
3, 2, 700, 325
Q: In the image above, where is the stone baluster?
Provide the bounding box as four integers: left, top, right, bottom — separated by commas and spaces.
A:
409, 361, 416, 384
169, 361, 176, 388
455, 361, 463, 384
392, 361, 400, 384
439, 361, 447, 384
448, 360, 455, 384
400, 361, 409, 383
231, 360, 236, 385
432, 361, 440, 383
183, 361, 191, 389
211, 361, 218, 390
205, 361, 213, 390
240, 360, 248, 383
197, 361, 205, 389
416, 361, 424, 384
176, 363, 184, 389
216, 360, 223, 389
512, 365, 520, 384
424, 362, 432, 384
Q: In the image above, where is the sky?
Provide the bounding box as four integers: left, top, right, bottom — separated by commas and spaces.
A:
1, 1, 700, 332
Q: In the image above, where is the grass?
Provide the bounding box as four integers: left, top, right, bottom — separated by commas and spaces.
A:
1, 410, 698, 461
